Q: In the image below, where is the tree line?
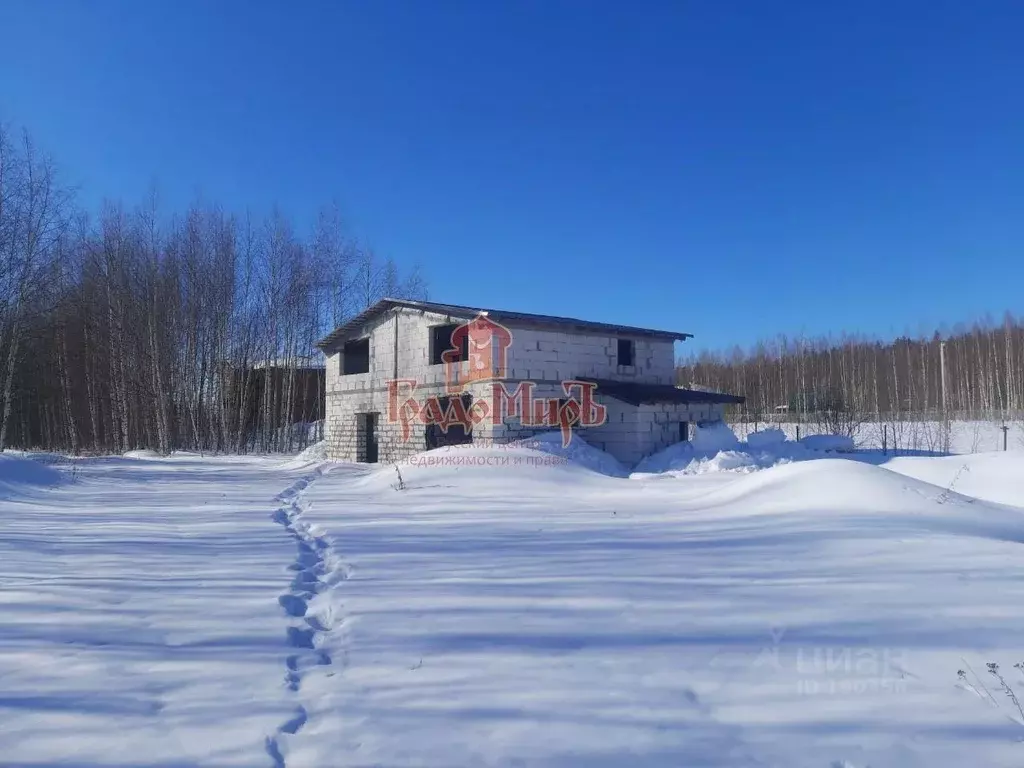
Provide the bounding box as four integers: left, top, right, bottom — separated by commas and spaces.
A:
0, 122, 426, 454
678, 315, 1024, 438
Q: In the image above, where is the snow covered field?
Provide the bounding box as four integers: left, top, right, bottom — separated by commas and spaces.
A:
2, 430, 1024, 767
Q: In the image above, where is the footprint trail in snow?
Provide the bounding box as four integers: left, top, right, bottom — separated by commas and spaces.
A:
266, 469, 347, 767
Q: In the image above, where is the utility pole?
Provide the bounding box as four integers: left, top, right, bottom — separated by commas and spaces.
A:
940, 340, 950, 453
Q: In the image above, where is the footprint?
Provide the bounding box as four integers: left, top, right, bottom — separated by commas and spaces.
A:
290, 568, 319, 587
280, 705, 308, 735
287, 626, 316, 649
269, 468, 338, 756
304, 614, 334, 633
265, 736, 285, 768
278, 594, 307, 618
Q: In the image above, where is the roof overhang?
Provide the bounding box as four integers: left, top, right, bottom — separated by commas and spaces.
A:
581, 378, 745, 407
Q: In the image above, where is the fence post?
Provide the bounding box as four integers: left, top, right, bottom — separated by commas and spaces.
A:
796, 424, 800, 441
1001, 425, 1009, 452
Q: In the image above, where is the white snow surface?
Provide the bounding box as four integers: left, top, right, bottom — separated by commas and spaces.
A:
123, 448, 163, 459
508, 431, 631, 477
2, 440, 1024, 766
692, 419, 744, 452
0, 454, 64, 491
279, 439, 331, 470
797, 433, 856, 452
733, 418, 1024, 455
744, 427, 787, 449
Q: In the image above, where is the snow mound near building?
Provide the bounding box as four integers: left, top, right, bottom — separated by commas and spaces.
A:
745, 427, 787, 449
510, 432, 630, 477
633, 421, 744, 475
691, 420, 742, 452
633, 422, 856, 477
278, 440, 330, 470
361, 433, 631, 491
677, 449, 763, 474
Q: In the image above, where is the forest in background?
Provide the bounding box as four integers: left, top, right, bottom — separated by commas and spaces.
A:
677, 317, 1024, 449
0, 123, 425, 454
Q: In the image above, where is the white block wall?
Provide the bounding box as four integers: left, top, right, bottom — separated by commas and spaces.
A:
489, 394, 726, 466
501, 328, 676, 385
324, 308, 501, 461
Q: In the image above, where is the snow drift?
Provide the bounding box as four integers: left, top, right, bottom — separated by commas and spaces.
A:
633, 422, 857, 476
278, 439, 330, 470
509, 431, 630, 477
884, 451, 1024, 509
0, 454, 64, 496
744, 426, 786, 449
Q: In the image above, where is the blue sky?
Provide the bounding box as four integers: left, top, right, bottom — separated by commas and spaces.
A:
2, 0, 1022, 352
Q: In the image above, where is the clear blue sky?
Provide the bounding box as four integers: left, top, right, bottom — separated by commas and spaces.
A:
2, 0, 1022, 352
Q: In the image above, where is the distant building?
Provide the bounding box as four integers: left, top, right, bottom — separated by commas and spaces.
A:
220, 360, 324, 445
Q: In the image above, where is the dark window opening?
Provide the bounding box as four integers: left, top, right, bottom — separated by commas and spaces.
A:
342, 338, 370, 375
425, 394, 474, 449
679, 421, 689, 442
430, 323, 469, 365
617, 338, 635, 367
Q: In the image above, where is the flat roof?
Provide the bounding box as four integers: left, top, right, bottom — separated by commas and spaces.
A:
581, 378, 746, 406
